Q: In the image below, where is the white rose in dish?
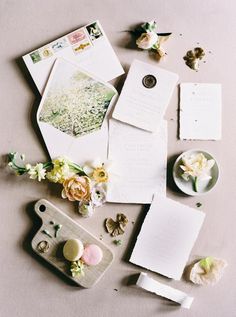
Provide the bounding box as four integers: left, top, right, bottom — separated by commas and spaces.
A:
173, 149, 219, 196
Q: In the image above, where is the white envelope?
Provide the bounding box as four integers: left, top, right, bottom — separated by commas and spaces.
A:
179, 83, 222, 140
106, 119, 167, 204
23, 20, 124, 94
37, 58, 118, 164
130, 196, 205, 280
112, 59, 178, 132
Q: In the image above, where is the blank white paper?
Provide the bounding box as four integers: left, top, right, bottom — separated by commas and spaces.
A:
112, 59, 178, 132
23, 20, 124, 94
179, 83, 222, 140
130, 196, 205, 280
106, 119, 167, 204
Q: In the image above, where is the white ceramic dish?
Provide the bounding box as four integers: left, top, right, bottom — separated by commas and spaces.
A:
173, 149, 219, 196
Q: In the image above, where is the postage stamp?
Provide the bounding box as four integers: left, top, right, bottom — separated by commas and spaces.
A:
40, 46, 53, 59
72, 40, 91, 54
86, 22, 103, 41
30, 50, 41, 63
67, 29, 87, 45
51, 37, 69, 52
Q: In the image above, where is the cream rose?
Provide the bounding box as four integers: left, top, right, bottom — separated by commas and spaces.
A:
62, 176, 91, 202
136, 31, 158, 50
190, 257, 227, 285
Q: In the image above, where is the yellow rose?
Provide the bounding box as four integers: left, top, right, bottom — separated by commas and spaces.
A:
62, 176, 91, 202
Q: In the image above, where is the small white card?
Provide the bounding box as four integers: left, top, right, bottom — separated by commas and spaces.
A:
179, 83, 222, 140
37, 58, 118, 164
135, 273, 194, 309
112, 59, 178, 132
106, 119, 167, 204
23, 20, 124, 94
130, 196, 205, 280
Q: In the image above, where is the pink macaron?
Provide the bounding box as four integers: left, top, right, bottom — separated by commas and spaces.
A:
81, 244, 103, 266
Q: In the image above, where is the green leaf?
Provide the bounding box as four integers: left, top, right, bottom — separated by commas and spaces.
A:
193, 177, 198, 192
152, 42, 160, 50
69, 162, 85, 175
199, 257, 213, 273
43, 162, 53, 170
114, 239, 122, 246
8, 152, 16, 162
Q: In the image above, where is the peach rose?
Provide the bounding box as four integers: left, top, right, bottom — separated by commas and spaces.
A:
62, 176, 91, 202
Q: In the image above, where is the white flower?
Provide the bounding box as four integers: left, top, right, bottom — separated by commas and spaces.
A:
91, 184, 107, 207
27, 163, 46, 181
46, 157, 75, 184
180, 153, 215, 181
83, 158, 112, 184
136, 31, 158, 50
78, 201, 94, 218
190, 257, 227, 285
25, 163, 31, 170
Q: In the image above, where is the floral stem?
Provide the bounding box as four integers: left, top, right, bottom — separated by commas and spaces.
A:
8, 159, 28, 175
193, 177, 198, 192
69, 163, 86, 175
43, 162, 53, 170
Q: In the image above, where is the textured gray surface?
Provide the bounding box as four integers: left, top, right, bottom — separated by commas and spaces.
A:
0, 1, 236, 316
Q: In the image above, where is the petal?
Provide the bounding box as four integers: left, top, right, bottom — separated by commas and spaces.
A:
91, 157, 102, 168
207, 159, 215, 170
181, 173, 190, 181
83, 165, 93, 175
61, 189, 67, 199
104, 160, 113, 171
198, 174, 212, 181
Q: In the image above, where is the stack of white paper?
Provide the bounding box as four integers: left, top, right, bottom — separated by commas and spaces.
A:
107, 59, 178, 203
107, 119, 167, 203
130, 195, 205, 280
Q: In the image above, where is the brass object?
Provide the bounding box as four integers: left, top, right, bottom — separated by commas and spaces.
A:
105, 213, 128, 237
142, 75, 157, 88
183, 47, 205, 71
37, 240, 50, 253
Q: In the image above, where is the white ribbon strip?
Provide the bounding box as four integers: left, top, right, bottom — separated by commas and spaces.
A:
135, 272, 194, 309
